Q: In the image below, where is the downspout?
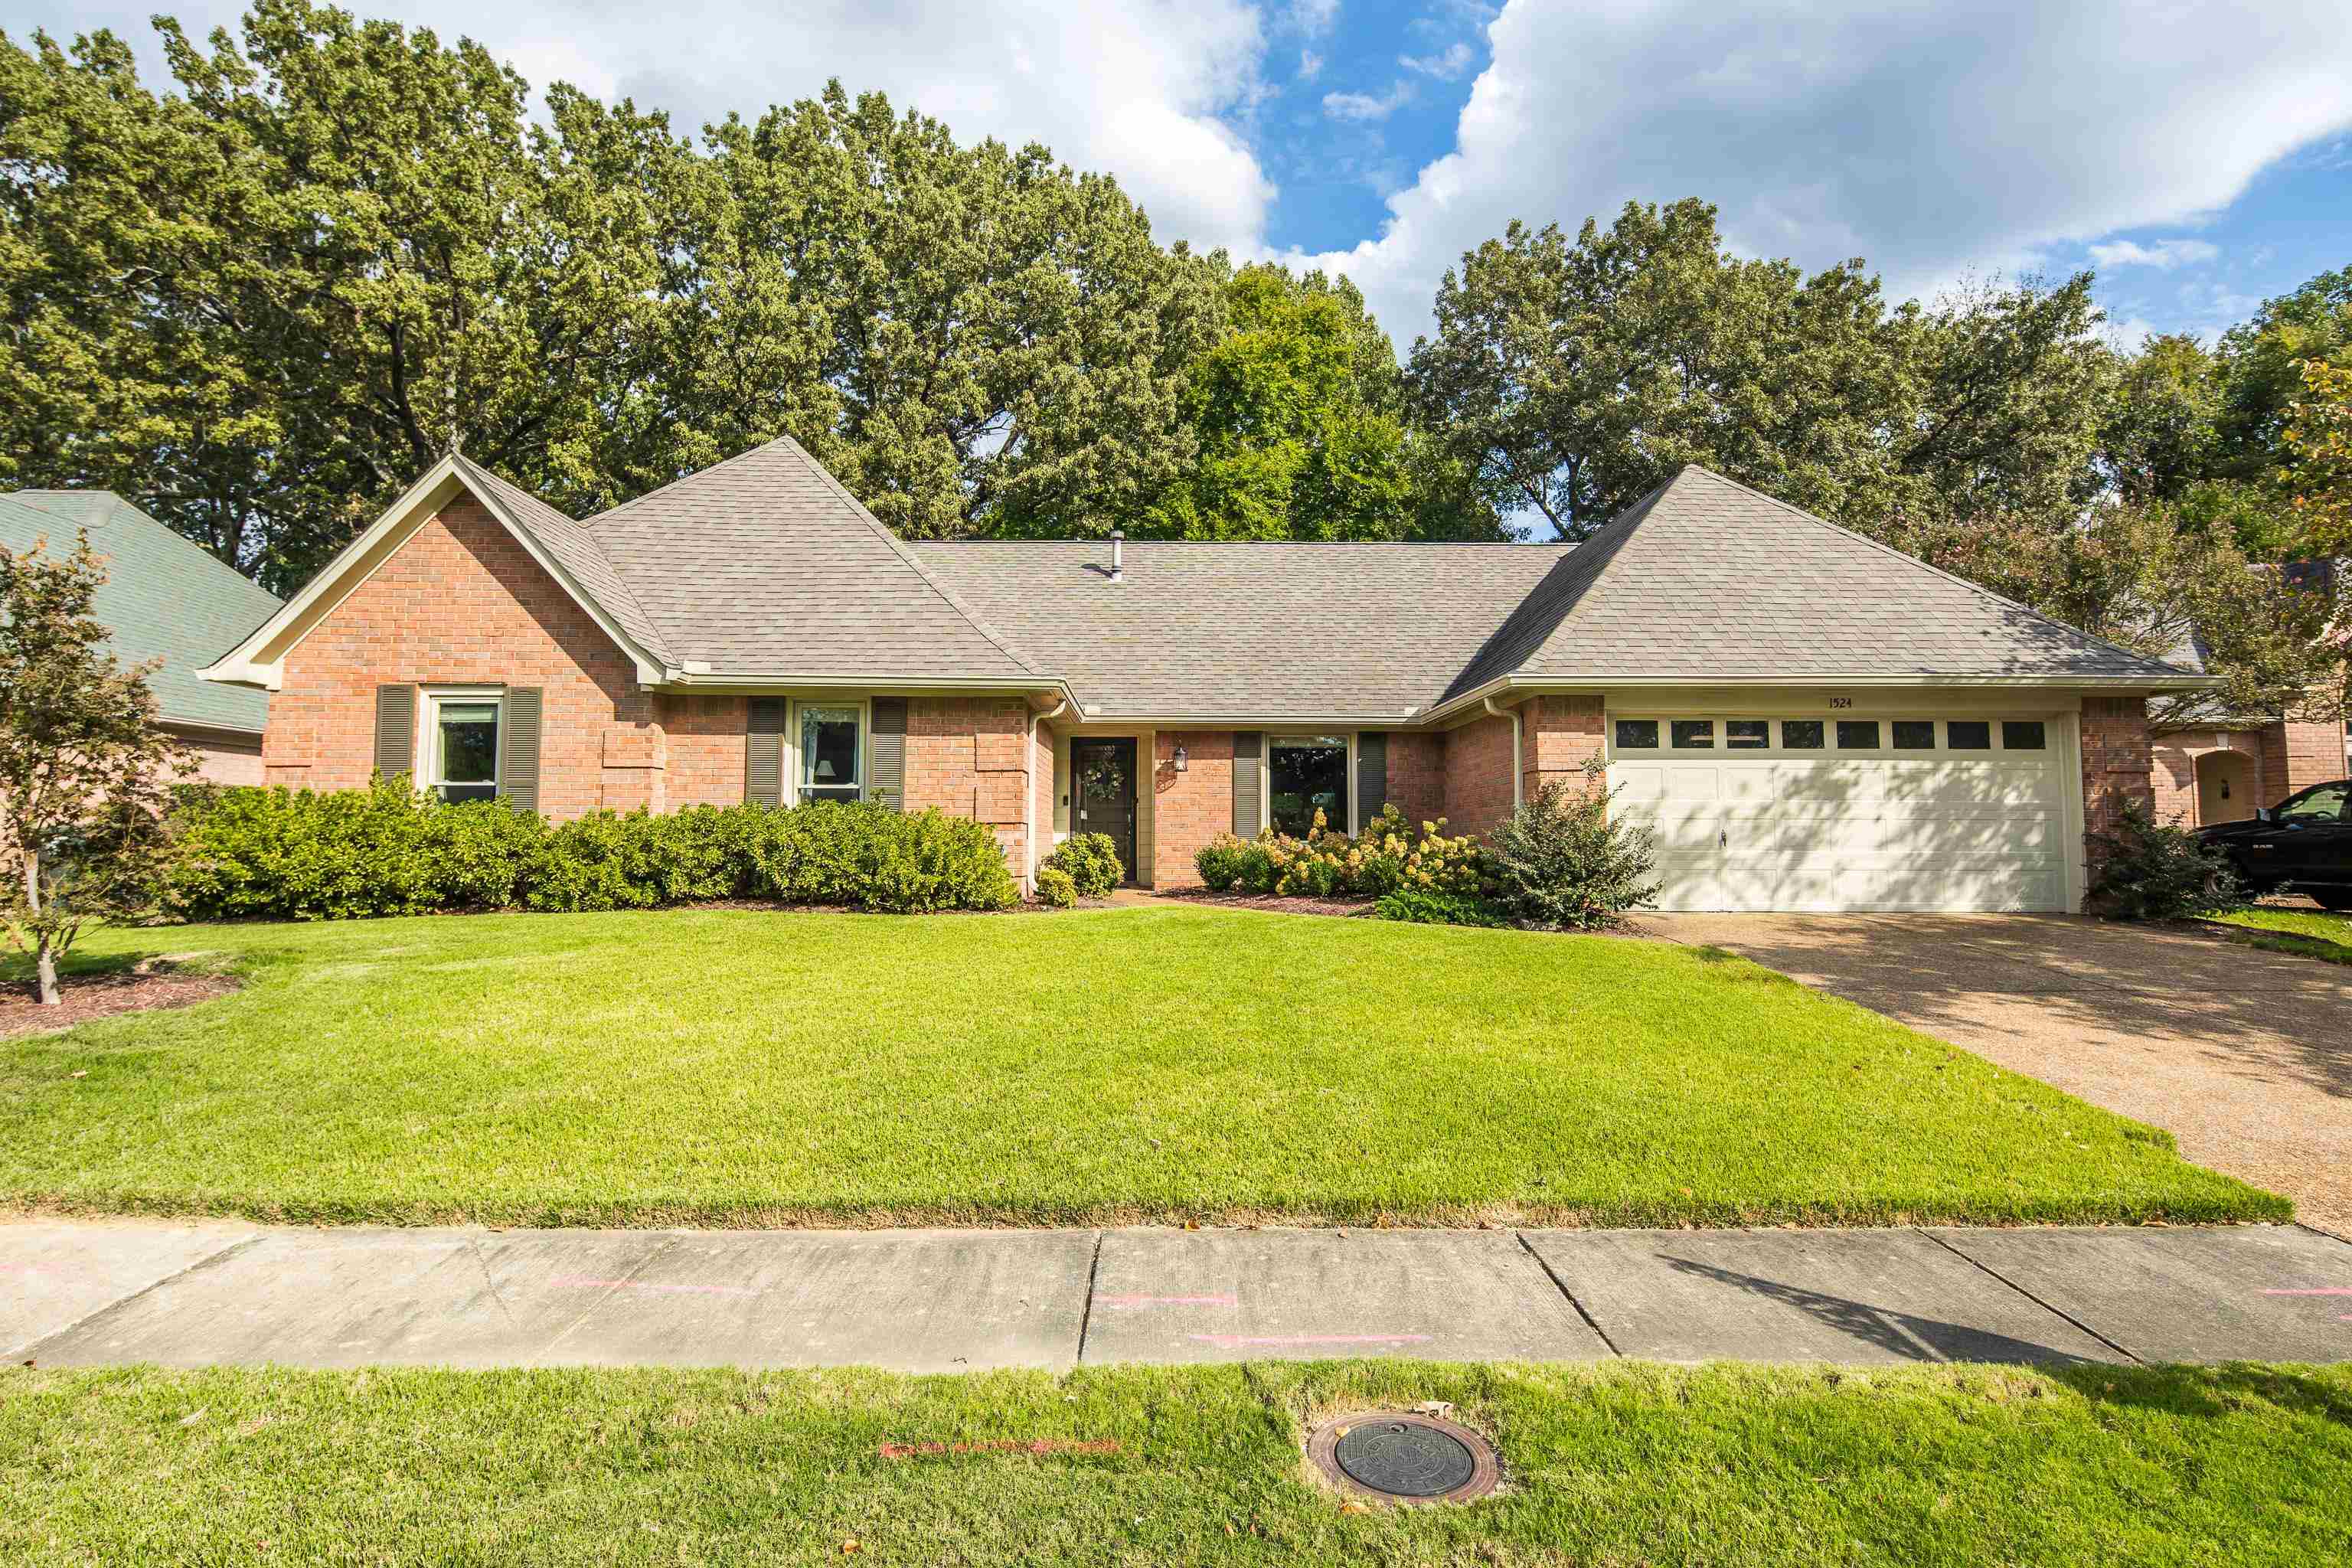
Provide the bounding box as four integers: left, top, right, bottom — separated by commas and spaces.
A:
1025, 697, 1070, 893
1483, 695, 1524, 811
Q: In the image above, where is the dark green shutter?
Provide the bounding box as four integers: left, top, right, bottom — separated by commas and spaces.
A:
373, 684, 416, 782
746, 698, 786, 805
497, 687, 542, 816
869, 697, 907, 809
1357, 731, 1387, 828
1233, 730, 1262, 838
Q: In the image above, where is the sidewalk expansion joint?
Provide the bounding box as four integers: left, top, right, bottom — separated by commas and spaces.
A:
14, 1230, 263, 1364
1913, 1227, 2142, 1365
1515, 1231, 1622, 1357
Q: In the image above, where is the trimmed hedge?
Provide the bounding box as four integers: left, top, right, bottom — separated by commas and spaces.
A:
1040, 831, 1123, 898
162, 780, 1018, 921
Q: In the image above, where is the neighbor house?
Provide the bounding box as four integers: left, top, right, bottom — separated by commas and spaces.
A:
2149, 564, 2349, 828
2, 488, 280, 783
201, 438, 2218, 912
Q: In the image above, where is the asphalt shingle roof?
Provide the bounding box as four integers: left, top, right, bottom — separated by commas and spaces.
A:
2, 489, 279, 733
581, 438, 1036, 681
1452, 466, 2193, 691
910, 539, 1570, 717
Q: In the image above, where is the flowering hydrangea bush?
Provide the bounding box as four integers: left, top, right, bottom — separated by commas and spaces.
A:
1193, 805, 1488, 902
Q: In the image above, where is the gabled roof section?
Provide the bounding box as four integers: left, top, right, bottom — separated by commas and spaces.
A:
201, 455, 671, 691
913, 539, 1571, 718
2, 489, 280, 733
584, 436, 1040, 682
1449, 466, 2203, 695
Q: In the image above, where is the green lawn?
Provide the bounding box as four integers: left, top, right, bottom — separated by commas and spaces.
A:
5, 1360, 2348, 1566
0, 906, 2282, 1227
2214, 904, 2352, 965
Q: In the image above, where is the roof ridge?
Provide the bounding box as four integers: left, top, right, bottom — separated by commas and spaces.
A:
581, 435, 802, 529
770, 438, 1043, 678
1492, 468, 1689, 654
1677, 465, 2190, 676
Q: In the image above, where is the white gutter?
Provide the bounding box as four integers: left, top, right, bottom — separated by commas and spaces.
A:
1482, 695, 1524, 810
1420, 669, 2223, 727
1024, 697, 1070, 891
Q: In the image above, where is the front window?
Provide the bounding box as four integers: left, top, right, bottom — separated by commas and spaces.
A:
428, 695, 499, 803
1269, 734, 1348, 836
799, 705, 863, 803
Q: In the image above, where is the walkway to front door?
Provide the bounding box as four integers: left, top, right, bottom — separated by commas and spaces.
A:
1070, 737, 1139, 884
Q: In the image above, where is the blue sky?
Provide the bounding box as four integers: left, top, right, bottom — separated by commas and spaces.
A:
11, 0, 2350, 354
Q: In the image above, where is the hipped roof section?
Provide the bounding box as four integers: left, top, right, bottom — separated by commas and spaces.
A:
206, 444, 2208, 716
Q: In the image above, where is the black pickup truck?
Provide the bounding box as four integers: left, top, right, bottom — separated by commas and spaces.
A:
2197, 780, 2352, 909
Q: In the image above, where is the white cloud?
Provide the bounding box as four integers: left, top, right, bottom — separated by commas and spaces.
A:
2086, 238, 2220, 270
1400, 41, 1475, 79
1292, 0, 2352, 350
24, 0, 1279, 253
1323, 81, 1416, 122
1298, 50, 1325, 82
1286, 0, 1341, 39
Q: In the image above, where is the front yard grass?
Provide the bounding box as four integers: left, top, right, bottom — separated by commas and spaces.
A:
5, 1359, 2348, 1566
2212, 904, 2352, 966
0, 906, 2282, 1227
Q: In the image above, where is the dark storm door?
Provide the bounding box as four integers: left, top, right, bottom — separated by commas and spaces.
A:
1070, 737, 1139, 885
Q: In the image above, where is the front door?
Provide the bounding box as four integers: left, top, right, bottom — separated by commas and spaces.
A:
1070, 738, 1139, 884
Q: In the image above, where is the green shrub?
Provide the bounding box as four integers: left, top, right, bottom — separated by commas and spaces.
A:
1347, 805, 1485, 898
2087, 800, 2247, 921
1373, 887, 1508, 927
1034, 865, 1079, 908
1042, 832, 1123, 897
1194, 833, 1274, 893
162, 786, 1014, 921
1484, 766, 1660, 929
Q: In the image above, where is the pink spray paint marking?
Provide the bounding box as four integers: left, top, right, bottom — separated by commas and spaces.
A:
2259, 1289, 2352, 1296
1095, 1294, 1240, 1309
547, 1276, 761, 1297
1188, 1333, 1432, 1348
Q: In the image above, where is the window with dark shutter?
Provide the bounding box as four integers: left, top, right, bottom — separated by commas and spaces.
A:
745, 698, 786, 805
1232, 730, 1263, 838
1357, 732, 1387, 825
373, 684, 416, 782
869, 697, 907, 809
497, 687, 543, 815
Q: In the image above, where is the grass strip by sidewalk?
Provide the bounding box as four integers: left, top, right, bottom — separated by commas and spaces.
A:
0, 906, 2283, 1227
5, 1359, 2348, 1566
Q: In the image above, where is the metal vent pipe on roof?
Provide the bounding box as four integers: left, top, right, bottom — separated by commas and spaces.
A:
1109, 528, 1123, 583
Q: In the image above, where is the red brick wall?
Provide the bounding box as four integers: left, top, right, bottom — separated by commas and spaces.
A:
1443, 713, 1517, 838
2281, 718, 2347, 793
1383, 731, 1446, 829
2080, 695, 2155, 841
1152, 730, 1234, 887
2151, 729, 2275, 826
660, 694, 751, 809
906, 694, 1032, 871
1521, 694, 1604, 801
262, 496, 652, 818
167, 727, 265, 787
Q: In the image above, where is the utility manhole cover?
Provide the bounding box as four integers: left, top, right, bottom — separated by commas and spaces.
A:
1307, 1413, 1499, 1504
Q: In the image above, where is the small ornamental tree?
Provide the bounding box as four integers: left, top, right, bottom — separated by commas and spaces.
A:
1485, 763, 1661, 929
0, 535, 191, 1002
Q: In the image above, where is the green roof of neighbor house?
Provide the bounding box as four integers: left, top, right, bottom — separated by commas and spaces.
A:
0, 489, 279, 735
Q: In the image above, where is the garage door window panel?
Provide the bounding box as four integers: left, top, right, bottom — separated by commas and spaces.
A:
1614, 719, 1660, 750
1671, 720, 1716, 749
1947, 720, 1992, 750
1892, 720, 1936, 750
2001, 721, 2047, 751
1725, 719, 1769, 749
1835, 720, 1881, 750
1781, 720, 1824, 750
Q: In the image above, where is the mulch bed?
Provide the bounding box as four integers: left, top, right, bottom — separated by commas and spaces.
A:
0, 966, 241, 1039
1148, 889, 1378, 918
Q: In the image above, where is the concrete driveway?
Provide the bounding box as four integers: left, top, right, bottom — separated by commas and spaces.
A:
1640, 914, 2352, 1236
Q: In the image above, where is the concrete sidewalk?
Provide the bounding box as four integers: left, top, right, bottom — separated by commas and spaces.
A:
8, 1219, 2349, 1374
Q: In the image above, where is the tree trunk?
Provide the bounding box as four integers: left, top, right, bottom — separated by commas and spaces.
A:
23, 845, 58, 1005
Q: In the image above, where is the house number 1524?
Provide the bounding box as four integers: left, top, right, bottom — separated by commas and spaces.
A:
1828, 697, 1854, 709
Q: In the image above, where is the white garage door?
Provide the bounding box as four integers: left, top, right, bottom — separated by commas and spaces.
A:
1607, 714, 2071, 913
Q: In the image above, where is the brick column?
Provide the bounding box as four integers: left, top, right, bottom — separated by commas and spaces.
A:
1521, 694, 1605, 802
2080, 695, 2155, 840
2280, 719, 2347, 794
1152, 730, 1233, 887
599, 724, 667, 813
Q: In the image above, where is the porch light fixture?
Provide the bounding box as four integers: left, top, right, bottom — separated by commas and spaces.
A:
1172, 744, 1187, 773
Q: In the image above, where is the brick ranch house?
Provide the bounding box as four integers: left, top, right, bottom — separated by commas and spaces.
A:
2, 487, 281, 784
202, 437, 2224, 912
